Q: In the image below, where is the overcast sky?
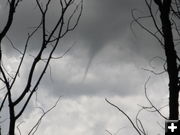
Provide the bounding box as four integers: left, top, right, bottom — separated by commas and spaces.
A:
0, 0, 169, 134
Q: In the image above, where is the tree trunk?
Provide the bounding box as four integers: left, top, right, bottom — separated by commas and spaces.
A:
9, 118, 15, 135
8, 103, 16, 135
160, 1, 179, 120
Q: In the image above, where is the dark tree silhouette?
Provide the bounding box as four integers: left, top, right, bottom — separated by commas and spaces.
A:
0, 0, 83, 135
138, 0, 180, 120
106, 0, 180, 134
131, 0, 180, 120
154, 0, 179, 121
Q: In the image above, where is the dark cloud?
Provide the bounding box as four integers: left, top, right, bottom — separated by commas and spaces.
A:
0, 0, 165, 97
0, 1, 169, 134
1, 0, 162, 59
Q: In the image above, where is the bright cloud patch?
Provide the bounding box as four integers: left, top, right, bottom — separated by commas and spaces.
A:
17, 94, 166, 135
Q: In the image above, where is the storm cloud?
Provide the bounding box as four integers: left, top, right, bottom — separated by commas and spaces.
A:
0, 0, 168, 134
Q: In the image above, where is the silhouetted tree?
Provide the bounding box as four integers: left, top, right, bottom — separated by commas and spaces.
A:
0, 0, 83, 135
138, 0, 180, 120
106, 0, 180, 134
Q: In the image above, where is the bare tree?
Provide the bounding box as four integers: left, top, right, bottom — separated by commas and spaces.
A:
134, 0, 180, 120
0, 0, 83, 135
106, 0, 180, 134
106, 77, 167, 135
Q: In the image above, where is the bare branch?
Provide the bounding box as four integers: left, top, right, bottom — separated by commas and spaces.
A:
142, 68, 166, 75
28, 97, 61, 135
143, 77, 168, 119
17, 121, 24, 135
105, 98, 142, 135
105, 130, 113, 135
131, 9, 164, 46
10, 21, 42, 90
0, 0, 16, 42
0, 93, 8, 112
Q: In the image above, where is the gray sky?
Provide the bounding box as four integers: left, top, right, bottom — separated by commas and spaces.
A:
0, 0, 169, 134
